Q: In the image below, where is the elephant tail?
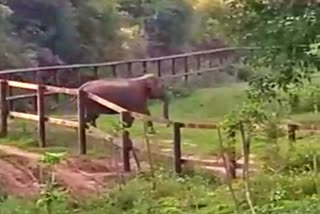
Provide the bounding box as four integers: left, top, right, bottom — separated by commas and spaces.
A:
49, 82, 91, 112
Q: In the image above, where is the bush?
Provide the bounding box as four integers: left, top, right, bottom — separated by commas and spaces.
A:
288, 84, 320, 114
252, 196, 320, 214
236, 65, 254, 81
167, 86, 192, 99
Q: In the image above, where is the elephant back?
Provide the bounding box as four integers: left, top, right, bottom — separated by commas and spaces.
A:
82, 79, 148, 114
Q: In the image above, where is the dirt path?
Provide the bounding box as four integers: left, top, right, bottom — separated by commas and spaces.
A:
0, 145, 130, 199
0, 141, 258, 199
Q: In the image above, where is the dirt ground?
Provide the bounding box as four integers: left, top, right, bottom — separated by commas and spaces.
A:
0, 141, 257, 200
0, 145, 133, 199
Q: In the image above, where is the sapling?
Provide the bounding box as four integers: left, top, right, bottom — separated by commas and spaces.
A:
143, 121, 156, 190
217, 126, 240, 214
36, 152, 67, 214
239, 122, 256, 214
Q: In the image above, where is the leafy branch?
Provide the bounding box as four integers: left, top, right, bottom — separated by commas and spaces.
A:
36, 152, 67, 214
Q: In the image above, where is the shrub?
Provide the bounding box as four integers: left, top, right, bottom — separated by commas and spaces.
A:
288, 84, 320, 114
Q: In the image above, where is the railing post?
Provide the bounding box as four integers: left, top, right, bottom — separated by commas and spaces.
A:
75, 68, 81, 86
93, 66, 99, 79
120, 111, 131, 172
127, 62, 132, 77
7, 74, 13, 111
288, 124, 297, 143
184, 56, 189, 82
34, 70, 41, 113
37, 84, 46, 147
111, 65, 117, 77
171, 58, 176, 75
0, 80, 8, 137
77, 89, 87, 155
209, 54, 214, 67
227, 146, 237, 179
196, 55, 201, 76
142, 61, 147, 74
173, 122, 182, 174
157, 60, 162, 77
54, 70, 60, 103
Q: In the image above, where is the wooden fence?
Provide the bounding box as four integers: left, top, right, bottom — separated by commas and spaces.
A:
0, 46, 315, 177
0, 47, 256, 77
0, 47, 257, 111
0, 78, 233, 175
0, 78, 315, 177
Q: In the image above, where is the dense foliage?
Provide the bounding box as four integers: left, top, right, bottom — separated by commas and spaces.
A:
0, 0, 225, 69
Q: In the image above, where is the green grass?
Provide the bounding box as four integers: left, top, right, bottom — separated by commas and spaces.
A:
0, 119, 112, 158
93, 83, 248, 156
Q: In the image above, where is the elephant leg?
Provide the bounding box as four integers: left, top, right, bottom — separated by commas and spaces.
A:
122, 113, 135, 128
90, 117, 97, 127
85, 113, 99, 128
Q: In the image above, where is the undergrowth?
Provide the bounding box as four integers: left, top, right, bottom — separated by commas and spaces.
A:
2, 155, 320, 214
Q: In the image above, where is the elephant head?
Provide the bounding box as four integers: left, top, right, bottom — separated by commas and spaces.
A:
135, 74, 169, 120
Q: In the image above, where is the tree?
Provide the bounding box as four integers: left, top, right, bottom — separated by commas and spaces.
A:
0, 4, 33, 69
212, 1, 320, 103
75, 0, 122, 62
7, 0, 79, 63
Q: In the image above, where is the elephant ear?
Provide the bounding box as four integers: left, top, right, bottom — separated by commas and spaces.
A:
144, 78, 153, 97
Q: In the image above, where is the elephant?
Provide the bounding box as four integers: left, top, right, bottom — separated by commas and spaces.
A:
80, 73, 169, 133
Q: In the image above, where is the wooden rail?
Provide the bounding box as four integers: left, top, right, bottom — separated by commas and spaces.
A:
44, 85, 78, 95
1, 78, 320, 177
0, 47, 257, 75
0, 46, 255, 115
2, 45, 315, 177
7, 80, 38, 90
7, 92, 57, 101
159, 63, 234, 80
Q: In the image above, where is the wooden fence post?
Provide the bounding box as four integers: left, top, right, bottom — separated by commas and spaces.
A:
120, 111, 131, 172
228, 146, 237, 179
37, 84, 46, 147
93, 66, 99, 79
157, 60, 162, 77
173, 122, 182, 174
184, 56, 189, 82
288, 124, 297, 143
111, 65, 117, 77
127, 62, 132, 77
34, 70, 42, 113
196, 55, 201, 76
54, 70, 60, 103
142, 61, 147, 74
227, 130, 237, 179
32, 71, 38, 113
75, 68, 82, 86
0, 80, 8, 137
209, 54, 214, 67
77, 89, 87, 155
7, 74, 13, 111
171, 58, 176, 75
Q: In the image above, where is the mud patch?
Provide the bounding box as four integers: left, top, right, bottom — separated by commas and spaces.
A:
0, 158, 39, 198
0, 145, 129, 199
